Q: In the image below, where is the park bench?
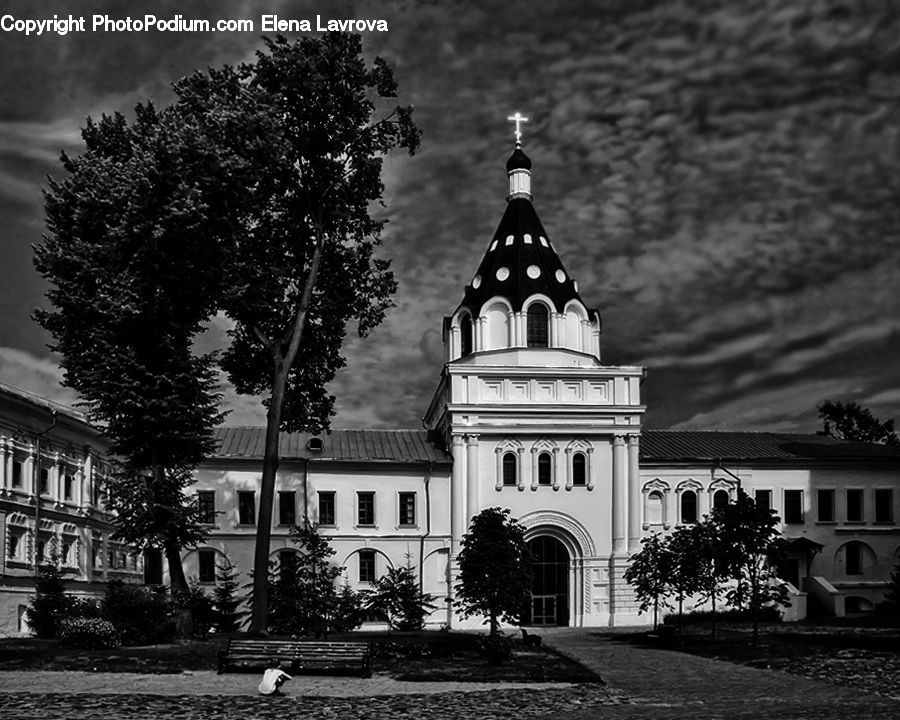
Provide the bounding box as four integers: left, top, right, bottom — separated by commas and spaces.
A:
217, 639, 372, 677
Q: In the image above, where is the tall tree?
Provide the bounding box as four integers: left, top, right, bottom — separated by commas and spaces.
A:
714, 491, 790, 646
818, 400, 899, 445
624, 532, 672, 631
34, 105, 226, 638
666, 526, 703, 631
455, 507, 532, 636
169, 33, 420, 634
690, 517, 730, 639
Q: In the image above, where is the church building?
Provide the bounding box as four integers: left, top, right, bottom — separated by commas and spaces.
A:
1, 129, 899, 634
178, 130, 900, 628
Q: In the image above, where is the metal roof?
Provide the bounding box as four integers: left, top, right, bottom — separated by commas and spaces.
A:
213, 427, 450, 464
641, 430, 900, 463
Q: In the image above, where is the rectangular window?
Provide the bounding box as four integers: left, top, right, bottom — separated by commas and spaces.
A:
12, 460, 22, 488
238, 491, 256, 525
63, 472, 73, 500
279, 550, 297, 581
845, 543, 862, 575
197, 491, 216, 524
357, 492, 375, 526
93, 543, 103, 569
144, 549, 163, 585
358, 549, 376, 583
817, 489, 835, 522
107, 549, 116, 570
278, 491, 296, 526
39, 467, 50, 495
399, 492, 416, 527
318, 491, 336, 526
846, 489, 864, 522
198, 548, 216, 583
784, 490, 803, 524
754, 489, 772, 511
875, 489, 894, 523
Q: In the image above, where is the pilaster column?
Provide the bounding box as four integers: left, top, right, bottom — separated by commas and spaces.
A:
612, 435, 627, 554
0, 438, 8, 491
515, 311, 526, 347
465, 434, 479, 528
627, 435, 641, 551
450, 435, 465, 552
449, 325, 460, 360
475, 317, 485, 351
552, 447, 561, 490
549, 312, 561, 348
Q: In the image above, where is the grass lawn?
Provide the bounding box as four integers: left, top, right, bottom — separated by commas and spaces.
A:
611, 619, 900, 698
0, 630, 601, 683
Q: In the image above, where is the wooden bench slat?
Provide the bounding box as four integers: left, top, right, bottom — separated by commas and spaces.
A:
218, 638, 372, 677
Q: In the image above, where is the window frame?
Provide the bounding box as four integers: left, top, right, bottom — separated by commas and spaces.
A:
197, 490, 216, 525
537, 452, 553, 486
846, 488, 864, 523
358, 549, 376, 583
398, 492, 416, 527
845, 542, 863, 576
278, 490, 297, 527
874, 488, 894, 524
237, 491, 256, 526
357, 491, 376, 527
754, 489, 772, 512
571, 452, 587, 486
784, 489, 804, 524
197, 548, 216, 583
817, 488, 835, 523
502, 452, 517, 487
318, 491, 336, 526
680, 489, 698, 524
11, 459, 23, 488
526, 303, 550, 348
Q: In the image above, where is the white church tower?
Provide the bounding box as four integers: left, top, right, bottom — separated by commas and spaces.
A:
424, 117, 646, 626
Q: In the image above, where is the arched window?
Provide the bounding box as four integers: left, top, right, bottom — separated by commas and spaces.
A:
647, 491, 663, 525
537, 452, 552, 485
713, 489, 729, 511
681, 490, 698, 524
460, 315, 473, 357
502, 452, 517, 486
526, 303, 549, 348
572, 452, 586, 486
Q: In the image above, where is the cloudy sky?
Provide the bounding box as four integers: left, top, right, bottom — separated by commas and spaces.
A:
1, 0, 899, 434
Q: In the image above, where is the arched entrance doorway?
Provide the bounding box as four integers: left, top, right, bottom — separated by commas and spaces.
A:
523, 536, 569, 626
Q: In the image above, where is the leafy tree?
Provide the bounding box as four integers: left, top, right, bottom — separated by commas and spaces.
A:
368, 562, 437, 631
885, 559, 900, 622
690, 517, 730, 639
267, 525, 363, 638
27, 561, 71, 638
624, 533, 672, 630
33, 103, 226, 638
818, 400, 899, 445
212, 554, 245, 633
455, 507, 532, 636
666, 526, 703, 631
169, 33, 420, 634
714, 491, 790, 646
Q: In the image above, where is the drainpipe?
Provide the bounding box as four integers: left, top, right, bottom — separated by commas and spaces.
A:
714, 458, 743, 495
418, 462, 433, 593
33, 410, 58, 577
301, 458, 309, 530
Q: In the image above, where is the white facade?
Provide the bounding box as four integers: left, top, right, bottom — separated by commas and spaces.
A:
0, 384, 142, 636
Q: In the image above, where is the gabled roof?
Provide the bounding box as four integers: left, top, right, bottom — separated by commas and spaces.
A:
213, 427, 449, 464
641, 430, 900, 463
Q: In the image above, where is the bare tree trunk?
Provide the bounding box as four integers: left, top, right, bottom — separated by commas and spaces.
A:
248, 365, 286, 636
165, 540, 193, 641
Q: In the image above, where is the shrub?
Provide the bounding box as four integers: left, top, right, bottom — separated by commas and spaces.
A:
57, 617, 121, 649
177, 583, 215, 639
478, 634, 513, 665
368, 565, 437, 631
103, 580, 173, 645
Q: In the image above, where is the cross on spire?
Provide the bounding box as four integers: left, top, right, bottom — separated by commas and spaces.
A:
507, 112, 529, 146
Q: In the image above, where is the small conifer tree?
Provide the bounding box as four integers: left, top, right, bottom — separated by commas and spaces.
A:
212, 554, 245, 633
